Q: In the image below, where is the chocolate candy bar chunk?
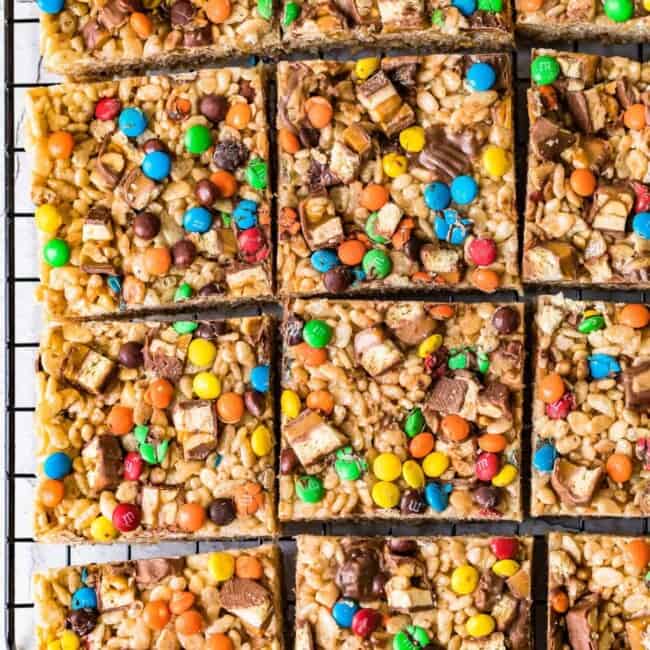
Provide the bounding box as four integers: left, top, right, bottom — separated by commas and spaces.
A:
27, 68, 272, 319
296, 535, 533, 648
277, 55, 519, 297
547, 533, 650, 650
34, 545, 284, 649
532, 295, 650, 517
34, 316, 275, 542
524, 50, 650, 288
280, 299, 524, 522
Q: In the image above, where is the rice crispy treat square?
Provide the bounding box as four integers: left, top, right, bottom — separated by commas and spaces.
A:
34, 544, 284, 649
548, 533, 650, 649
27, 67, 272, 320
533, 294, 650, 516
516, 0, 650, 43
279, 299, 524, 522
523, 50, 650, 288
279, 0, 514, 51
38, 0, 279, 78
277, 54, 519, 297
34, 315, 276, 542
295, 534, 533, 649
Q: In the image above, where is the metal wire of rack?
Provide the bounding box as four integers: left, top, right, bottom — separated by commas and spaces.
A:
3, 5, 650, 646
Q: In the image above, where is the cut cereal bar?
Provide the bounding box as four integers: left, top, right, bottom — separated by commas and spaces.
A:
27, 67, 272, 320
280, 300, 524, 522
532, 294, 650, 517
34, 315, 276, 542
277, 54, 520, 297
295, 535, 533, 649
516, 0, 649, 43
280, 0, 514, 51
34, 544, 283, 649
523, 50, 650, 288
38, 0, 279, 78
548, 533, 650, 649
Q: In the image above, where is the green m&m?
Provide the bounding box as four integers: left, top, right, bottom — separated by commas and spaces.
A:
335, 447, 367, 481
175, 282, 193, 301
362, 249, 392, 280
246, 158, 268, 190
393, 625, 430, 650
531, 55, 560, 86
283, 1, 300, 25
43, 238, 70, 267
173, 321, 199, 334
257, 0, 272, 19
478, 0, 503, 11
184, 124, 212, 154
404, 408, 425, 437
578, 310, 605, 334
604, 0, 633, 21
448, 350, 468, 370
303, 319, 332, 348
365, 212, 389, 244
295, 475, 324, 503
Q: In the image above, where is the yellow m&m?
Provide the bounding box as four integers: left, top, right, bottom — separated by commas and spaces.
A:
466, 614, 496, 638
355, 57, 379, 80
90, 515, 118, 541
251, 425, 273, 456
372, 481, 400, 509
482, 145, 510, 178
451, 565, 479, 594
187, 338, 217, 367
382, 153, 408, 178
281, 390, 301, 419
35, 205, 63, 233
422, 451, 449, 478
208, 551, 235, 582
373, 453, 402, 482
193, 372, 221, 399
399, 126, 425, 153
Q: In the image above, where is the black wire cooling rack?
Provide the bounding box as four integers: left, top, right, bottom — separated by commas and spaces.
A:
3, 5, 650, 645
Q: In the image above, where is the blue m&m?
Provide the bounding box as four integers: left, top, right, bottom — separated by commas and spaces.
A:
141, 151, 171, 181
452, 0, 477, 15
450, 175, 478, 205
424, 482, 452, 512
250, 365, 270, 393
466, 63, 496, 92
71, 586, 97, 610
533, 444, 557, 473
311, 249, 340, 273
633, 212, 650, 239
118, 107, 147, 138
43, 452, 72, 480
233, 200, 258, 230
424, 182, 451, 211
434, 209, 472, 245
588, 354, 621, 380
183, 207, 213, 233
37, 0, 64, 13
332, 599, 359, 628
